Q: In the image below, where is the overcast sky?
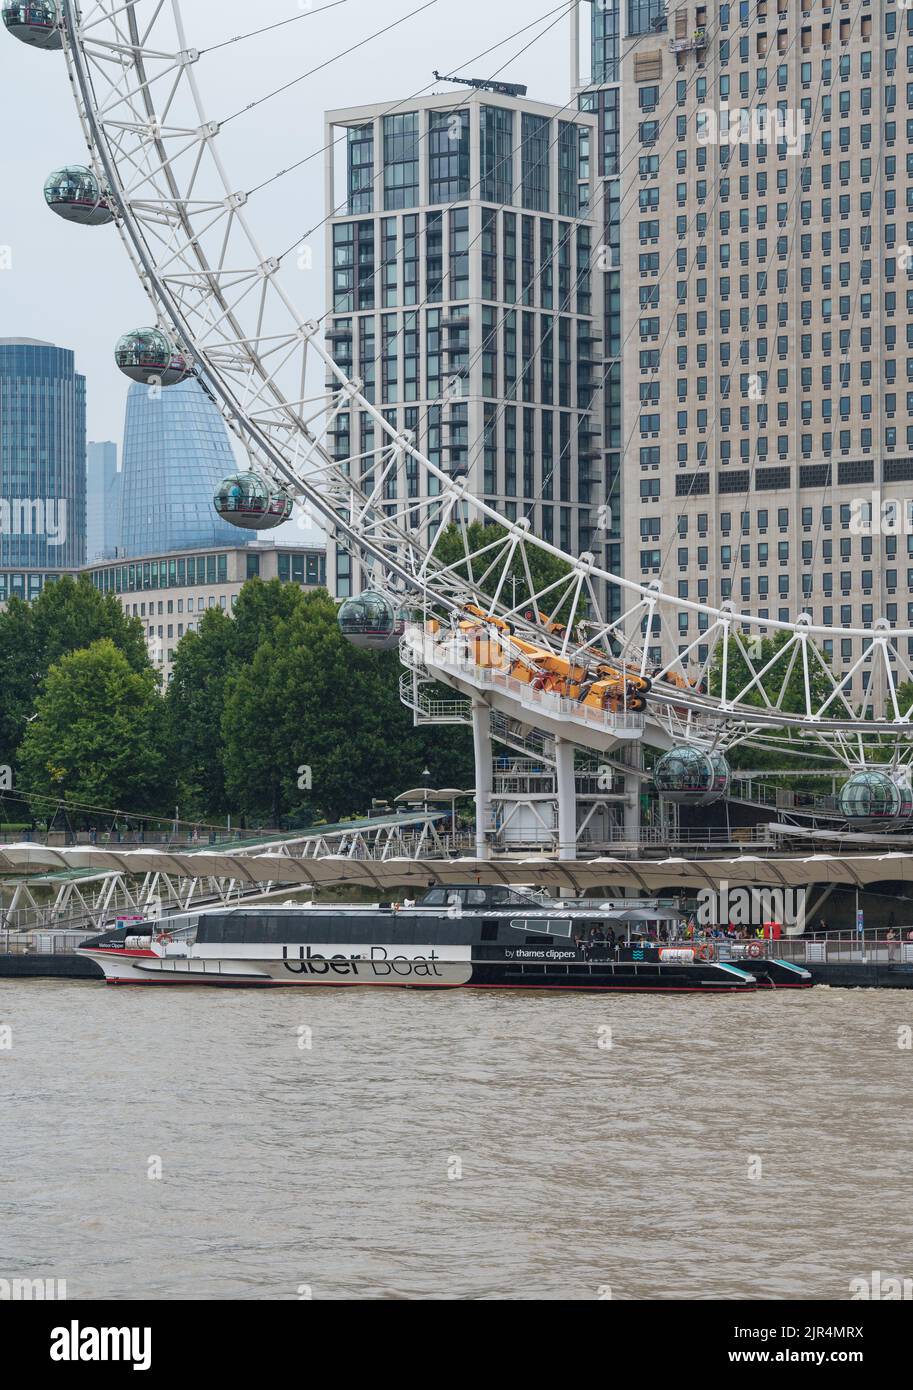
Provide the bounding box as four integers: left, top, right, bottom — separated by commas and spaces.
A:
0, 0, 577, 449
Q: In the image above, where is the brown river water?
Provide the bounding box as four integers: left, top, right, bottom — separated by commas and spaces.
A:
1, 980, 911, 1300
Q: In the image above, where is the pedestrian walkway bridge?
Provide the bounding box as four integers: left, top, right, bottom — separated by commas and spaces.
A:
0, 811, 455, 935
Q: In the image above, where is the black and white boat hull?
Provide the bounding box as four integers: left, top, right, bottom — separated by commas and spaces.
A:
79, 887, 814, 994
81, 943, 774, 993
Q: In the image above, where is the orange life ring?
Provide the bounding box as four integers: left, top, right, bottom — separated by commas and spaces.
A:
158, 931, 173, 945
746, 941, 764, 959
695, 943, 713, 961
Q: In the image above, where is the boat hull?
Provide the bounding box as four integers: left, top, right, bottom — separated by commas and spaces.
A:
80, 946, 763, 992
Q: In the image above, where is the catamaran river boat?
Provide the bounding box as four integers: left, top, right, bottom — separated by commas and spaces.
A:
79, 885, 812, 993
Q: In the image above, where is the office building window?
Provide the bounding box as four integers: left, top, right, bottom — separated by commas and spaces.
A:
521, 113, 551, 212
628, 0, 666, 35
383, 113, 419, 210
347, 124, 373, 213
558, 122, 580, 216
592, 0, 620, 83
429, 110, 470, 202
480, 105, 513, 204
449, 207, 470, 300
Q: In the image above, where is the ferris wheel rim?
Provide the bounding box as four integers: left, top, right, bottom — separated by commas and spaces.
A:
60, 0, 431, 593
53, 0, 904, 645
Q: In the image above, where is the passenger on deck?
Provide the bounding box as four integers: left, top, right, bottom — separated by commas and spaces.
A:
589, 924, 606, 959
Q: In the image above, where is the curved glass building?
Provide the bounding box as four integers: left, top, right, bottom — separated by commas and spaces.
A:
119, 377, 246, 557
0, 338, 86, 585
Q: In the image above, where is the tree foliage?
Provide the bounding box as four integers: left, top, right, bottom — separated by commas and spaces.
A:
0, 575, 151, 777
220, 589, 471, 823
17, 639, 172, 825
164, 607, 237, 818
5, 571, 473, 830
166, 583, 472, 824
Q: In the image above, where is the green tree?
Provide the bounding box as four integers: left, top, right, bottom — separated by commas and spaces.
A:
894, 679, 913, 720
165, 607, 237, 818
30, 575, 149, 674
220, 621, 307, 826
0, 576, 150, 770
221, 589, 471, 824
230, 576, 308, 664
17, 639, 172, 825
0, 597, 40, 776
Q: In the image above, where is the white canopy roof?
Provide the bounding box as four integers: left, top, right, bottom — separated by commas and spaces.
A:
394, 788, 473, 802
1, 842, 912, 894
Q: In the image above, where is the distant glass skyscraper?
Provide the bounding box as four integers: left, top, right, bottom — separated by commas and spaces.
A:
0, 338, 86, 598
86, 440, 120, 563
118, 377, 243, 557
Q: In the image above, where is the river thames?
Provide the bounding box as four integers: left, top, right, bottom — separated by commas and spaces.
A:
2, 981, 910, 1300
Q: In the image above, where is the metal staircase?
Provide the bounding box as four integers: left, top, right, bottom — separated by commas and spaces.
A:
398, 670, 472, 725
488, 710, 556, 764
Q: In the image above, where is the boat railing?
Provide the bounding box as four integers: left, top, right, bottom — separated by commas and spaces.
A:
714, 937, 913, 966
0, 928, 99, 956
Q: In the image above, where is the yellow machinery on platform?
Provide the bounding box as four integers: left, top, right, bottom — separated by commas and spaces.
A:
458, 605, 652, 714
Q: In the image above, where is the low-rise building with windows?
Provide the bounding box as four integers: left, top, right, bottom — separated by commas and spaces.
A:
84, 541, 327, 680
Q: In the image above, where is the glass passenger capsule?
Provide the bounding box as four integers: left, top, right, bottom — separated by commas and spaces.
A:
44, 166, 113, 226
837, 770, 913, 827
337, 591, 406, 651
653, 745, 731, 806
2, 1, 62, 49
708, 748, 732, 800
213, 472, 293, 530
114, 329, 192, 386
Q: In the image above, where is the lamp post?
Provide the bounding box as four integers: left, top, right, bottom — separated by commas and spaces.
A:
422, 766, 431, 814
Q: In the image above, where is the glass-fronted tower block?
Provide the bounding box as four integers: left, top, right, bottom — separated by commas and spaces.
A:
0, 338, 86, 584
324, 89, 602, 599
86, 440, 120, 564
118, 378, 247, 557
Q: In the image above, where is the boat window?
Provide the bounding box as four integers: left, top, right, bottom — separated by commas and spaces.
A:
420, 888, 448, 906
465, 889, 490, 906
508, 917, 573, 939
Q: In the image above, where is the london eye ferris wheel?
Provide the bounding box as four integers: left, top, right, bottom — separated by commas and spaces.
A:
6, 0, 913, 831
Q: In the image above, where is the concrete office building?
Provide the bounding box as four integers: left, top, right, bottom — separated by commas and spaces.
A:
571, 0, 904, 704
85, 541, 327, 681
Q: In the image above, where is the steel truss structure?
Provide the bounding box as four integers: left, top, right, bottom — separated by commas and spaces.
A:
0, 813, 455, 932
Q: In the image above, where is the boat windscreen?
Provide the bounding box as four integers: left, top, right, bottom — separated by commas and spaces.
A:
508, 917, 574, 939
418, 885, 549, 909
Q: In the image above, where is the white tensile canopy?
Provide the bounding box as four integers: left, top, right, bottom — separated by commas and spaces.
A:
1, 843, 912, 895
